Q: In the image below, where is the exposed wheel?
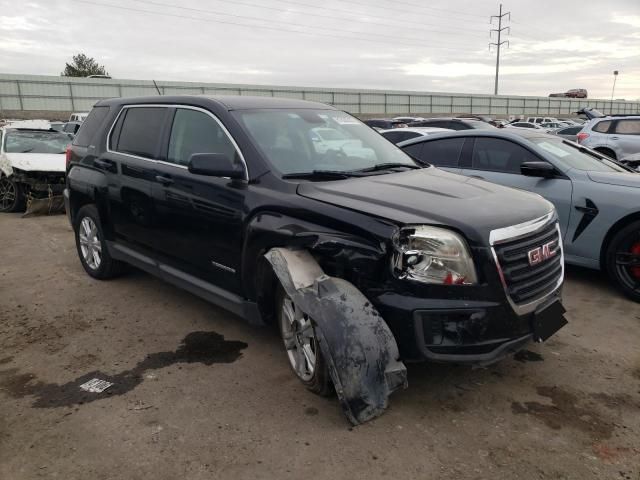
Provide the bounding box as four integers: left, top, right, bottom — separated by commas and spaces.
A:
277, 287, 332, 396
605, 220, 640, 302
595, 147, 616, 160
0, 175, 25, 213
74, 204, 125, 279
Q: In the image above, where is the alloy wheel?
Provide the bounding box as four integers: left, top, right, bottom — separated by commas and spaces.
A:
0, 177, 16, 211
280, 295, 318, 382
78, 217, 102, 270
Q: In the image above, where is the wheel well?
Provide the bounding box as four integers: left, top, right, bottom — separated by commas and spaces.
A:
69, 190, 94, 225
254, 255, 280, 326
600, 212, 640, 269
594, 147, 616, 159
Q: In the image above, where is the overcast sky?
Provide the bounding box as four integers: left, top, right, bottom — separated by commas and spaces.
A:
1, 0, 638, 99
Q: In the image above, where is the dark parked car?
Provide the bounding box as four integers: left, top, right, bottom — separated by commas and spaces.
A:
399, 129, 640, 301
65, 96, 567, 424
408, 118, 497, 130
363, 118, 407, 130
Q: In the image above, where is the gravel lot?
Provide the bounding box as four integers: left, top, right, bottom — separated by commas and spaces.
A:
1, 213, 639, 480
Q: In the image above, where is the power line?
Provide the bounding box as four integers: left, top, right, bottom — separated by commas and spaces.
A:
244, 0, 489, 34
489, 3, 510, 95
339, 0, 488, 27
127, 0, 487, 44
379, 0, 488, 20
72, 0, 486, 51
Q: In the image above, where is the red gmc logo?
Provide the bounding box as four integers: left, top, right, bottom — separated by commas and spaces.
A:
528, 241, 558, 266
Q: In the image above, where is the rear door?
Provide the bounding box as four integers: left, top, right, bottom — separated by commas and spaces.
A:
149, 106, 247, 293
461, 137, 573, 233
610, 119, 640, 159
101, 105, 169, 251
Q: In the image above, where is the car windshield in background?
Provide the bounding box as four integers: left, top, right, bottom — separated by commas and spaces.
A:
4, 130, 73, 154
530, 137, 629, 173
233, 109, 418, 175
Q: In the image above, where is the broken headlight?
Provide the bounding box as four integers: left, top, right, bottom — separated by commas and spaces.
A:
392, 226, 477, 285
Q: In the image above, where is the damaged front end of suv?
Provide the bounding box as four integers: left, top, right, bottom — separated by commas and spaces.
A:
0, 127, 71, 215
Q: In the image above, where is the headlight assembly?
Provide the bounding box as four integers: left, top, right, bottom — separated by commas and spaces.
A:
392, 226, 478, 285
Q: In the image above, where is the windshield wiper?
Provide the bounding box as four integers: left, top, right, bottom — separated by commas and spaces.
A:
282, 170, 363, 180
20, 148, 34, 153
354, 162, 423, 173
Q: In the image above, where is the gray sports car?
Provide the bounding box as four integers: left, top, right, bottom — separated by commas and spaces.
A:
399, 129, 640, 301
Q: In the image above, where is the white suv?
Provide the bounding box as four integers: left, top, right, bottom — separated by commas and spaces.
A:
577, 116, 640, 161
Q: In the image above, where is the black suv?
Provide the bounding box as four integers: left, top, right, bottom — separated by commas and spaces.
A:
65, 96, 567, 425
408, 118, 497, 130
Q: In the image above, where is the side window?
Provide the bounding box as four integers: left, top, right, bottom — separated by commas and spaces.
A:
447, 122, 468, 131
562, 126, 582, 135
115, 107, 168, 159
402, 142, 424, 159
425, 121, 447, 129
592, 120, 612, 133
471, 138, 537, 174
73, 106, 109, 146
614, 120, 640, 135
167, 108, 238, 166
420, 138, 465, 167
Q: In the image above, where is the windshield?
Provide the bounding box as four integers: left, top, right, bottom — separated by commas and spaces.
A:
4, 130, 73, 154
232, 109, 418, 175
530, 137, 630, 173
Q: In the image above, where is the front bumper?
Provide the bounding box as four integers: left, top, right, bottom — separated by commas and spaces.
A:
375, 288, 564, 365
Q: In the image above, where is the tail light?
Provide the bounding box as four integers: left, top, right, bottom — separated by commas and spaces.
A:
65, 144, 72, 170
576, 132, 589, 143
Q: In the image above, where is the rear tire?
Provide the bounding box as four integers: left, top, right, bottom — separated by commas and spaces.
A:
74, 204, 126, 279
595, 147, 616, 160
0, 175, 26, 213
276, 287, 332, 396
605, 220, 640, 302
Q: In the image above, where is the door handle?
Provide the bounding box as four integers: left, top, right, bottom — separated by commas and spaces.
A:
610, 136, 619, 140
94, 158, 114, 169
155, 174, 174, 186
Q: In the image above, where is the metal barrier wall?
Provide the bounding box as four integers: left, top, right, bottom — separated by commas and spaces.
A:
0, 73, 638, 117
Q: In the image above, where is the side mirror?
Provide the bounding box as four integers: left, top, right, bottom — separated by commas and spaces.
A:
188, 153, 245, 179
520, 161, 556, 178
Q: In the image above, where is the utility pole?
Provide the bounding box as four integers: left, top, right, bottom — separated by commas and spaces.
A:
490, 4, 510, 95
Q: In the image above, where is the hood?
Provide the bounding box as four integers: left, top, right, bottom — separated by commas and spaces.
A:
2, 152, 66, 173
587, 171, 640, 188
297, 168, 554, 243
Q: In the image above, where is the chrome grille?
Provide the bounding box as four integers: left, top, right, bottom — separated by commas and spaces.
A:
490, 214, 564, 314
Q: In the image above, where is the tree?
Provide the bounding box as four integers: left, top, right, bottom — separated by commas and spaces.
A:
61, 53, 109, 77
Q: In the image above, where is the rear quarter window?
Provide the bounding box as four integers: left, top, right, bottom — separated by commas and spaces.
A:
592, 120, 612, 133
73, 106, 109, 146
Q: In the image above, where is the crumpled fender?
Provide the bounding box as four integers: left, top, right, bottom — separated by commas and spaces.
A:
265, 247, 407, 425
0, 153, 13, 178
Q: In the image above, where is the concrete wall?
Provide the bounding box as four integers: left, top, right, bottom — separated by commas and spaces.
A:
1, 73, 638, 119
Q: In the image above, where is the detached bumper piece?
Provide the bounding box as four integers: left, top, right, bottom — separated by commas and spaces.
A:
15, 170, 66, 217
265, 248, 407, 425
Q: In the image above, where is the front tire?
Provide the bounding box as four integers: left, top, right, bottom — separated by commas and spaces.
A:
74, 204, 125, 279
276, 287, 332, 396
605, 220, 640, 302
0, 175, 25, 213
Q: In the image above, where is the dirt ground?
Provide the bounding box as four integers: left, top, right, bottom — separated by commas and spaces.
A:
1, 213, 639, 480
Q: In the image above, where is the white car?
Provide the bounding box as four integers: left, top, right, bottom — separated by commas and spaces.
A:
69, 112, 89, 122
309, 127, 376, 161
505, 121, 552, 132
526, 116, 560, 124
0, 124, 72, 212
379, 127, 451, 144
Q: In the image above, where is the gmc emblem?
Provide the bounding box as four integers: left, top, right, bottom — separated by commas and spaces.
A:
528, 241, 557, 266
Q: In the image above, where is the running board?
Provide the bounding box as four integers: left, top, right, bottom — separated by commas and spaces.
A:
108, 241, 262, 325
